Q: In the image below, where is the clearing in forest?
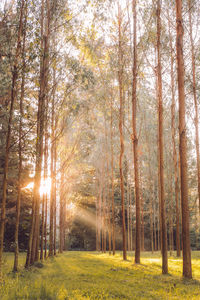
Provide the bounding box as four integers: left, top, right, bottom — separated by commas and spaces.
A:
1, 251, 200, 299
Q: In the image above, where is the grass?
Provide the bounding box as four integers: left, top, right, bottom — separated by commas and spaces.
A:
1, 251, 200, 299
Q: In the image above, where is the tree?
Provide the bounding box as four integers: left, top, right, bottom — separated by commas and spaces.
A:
188, 0, 200, 213
167, 4, 181, 257
131, 0, 141, 264
13, 0, 28, 272
0, 0, 25, 277
118, 3, 127, 261
175, 0, 192, 279
156, 0, 168, 274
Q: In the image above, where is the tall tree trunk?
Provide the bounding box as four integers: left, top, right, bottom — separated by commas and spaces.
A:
0, 0, 25, 277
110, 97, 115, 255
30, 0, 50, 264
105, 119, 111, 255
130, 186, 133, 251
150, 181, 154, 253
141, 185, 144, 252
44, 99, 49, 259
118, 4, 127, 260
13, 2, 27, 272
154, 203, 157, 251
169, 172, 174, 256
59, 168, 64, 253
188, 0, 200, 212
53, 131, 57, 256
175, 0, 192, 278
49, 89, 55, 257
103, 181, 106, 253
145, 112, 154, 253
25, 192, 35, 268
40, 194, 45, 260
167, 5, 181, 257
156, 0, 168, 274
132, 0, 141, 264
98, 180, 102, 251
127, 183, 130, 251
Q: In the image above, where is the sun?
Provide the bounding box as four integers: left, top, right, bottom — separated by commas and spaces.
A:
22, 177, 52, 197
39, 177, 52, 197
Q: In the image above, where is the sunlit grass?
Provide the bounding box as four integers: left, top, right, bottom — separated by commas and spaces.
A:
1, 251, 200, 299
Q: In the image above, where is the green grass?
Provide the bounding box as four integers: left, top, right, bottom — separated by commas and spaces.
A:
1, 251, 200, 299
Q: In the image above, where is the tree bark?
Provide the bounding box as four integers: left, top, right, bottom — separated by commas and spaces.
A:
0, 0, 25, 277
156, 0, 168, 274
118, 4, 127, 260
188, 0, 200, 212
44, 99, 49, 259
13, 1, 27, 272
167, 5, 181, 258
175, 0, 192, 278
132, 0, 141, 264
30, 0, 50, 264
49, 88, 55, 257
110, 97, 115, 255
53, 125, 57, 256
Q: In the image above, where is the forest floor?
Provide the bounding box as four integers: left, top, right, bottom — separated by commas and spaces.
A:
1, 251, 200, 299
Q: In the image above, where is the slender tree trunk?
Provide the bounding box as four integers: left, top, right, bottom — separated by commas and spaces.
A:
0, 0, 25, 277
13, 2, 27, 272
118, 4, 127, 260
156, 0, 168, 274
98, 181, 102, 251
150, 192, 154, 254
167, 6, 181, 258
40, 193, 45, 260
96, 195, 98, 251
175, 0, 192, 278
130, 191, 133, 251
141, 185, 144, 251
127, 184, 130, 251
53, 133, 57, 256
44, 193, 48, 258
44, 100, 49, 259
59, 169, 64, 253
25, 193, 35, 268
170, 173, 174, 256
103, 183, 107, 253
110, 98, 115, 255
154, 203, 157, 251
195, 199, 199, 249
30, 0, 50, 264
40, 94, 48, 260
188, 0, 200, 212
49, 93, 55, 257
157, 209, 160, 251
145, 113, 154, 253
132, 0, 141, 264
